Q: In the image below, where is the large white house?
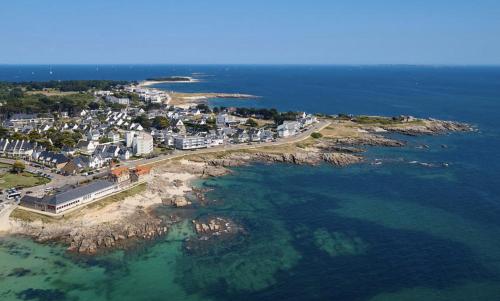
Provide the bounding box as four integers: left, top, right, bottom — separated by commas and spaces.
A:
277, 121, 301, 138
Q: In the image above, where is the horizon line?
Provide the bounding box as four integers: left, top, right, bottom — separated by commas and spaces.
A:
1, 63, 500, 67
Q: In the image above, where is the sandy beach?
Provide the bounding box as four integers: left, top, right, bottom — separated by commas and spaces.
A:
139, 77, 199, 87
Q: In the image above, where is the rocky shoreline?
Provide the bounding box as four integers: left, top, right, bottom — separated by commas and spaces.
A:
11, 209, 174, 255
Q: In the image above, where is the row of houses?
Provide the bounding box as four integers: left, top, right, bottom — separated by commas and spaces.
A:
0, 139, 37, 158
0, 138, 123, 174
2, 113, 54, 130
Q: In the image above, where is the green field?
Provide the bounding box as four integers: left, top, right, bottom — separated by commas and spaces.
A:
0, 172, 50, 189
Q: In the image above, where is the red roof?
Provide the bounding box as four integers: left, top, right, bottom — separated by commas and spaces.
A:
134, 165, 151, 176
111, 166, 129, 177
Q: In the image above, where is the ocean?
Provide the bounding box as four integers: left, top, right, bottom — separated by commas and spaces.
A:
1, 65, 500, 301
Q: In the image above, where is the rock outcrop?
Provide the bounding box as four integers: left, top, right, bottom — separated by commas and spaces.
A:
385, 119, 474, 136
17, 211, 170, 255
322, 152, 363, 166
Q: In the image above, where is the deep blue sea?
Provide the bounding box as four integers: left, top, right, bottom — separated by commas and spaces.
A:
1, 65, 500, 301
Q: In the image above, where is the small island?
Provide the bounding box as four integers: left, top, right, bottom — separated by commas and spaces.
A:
0, 79, 474, 254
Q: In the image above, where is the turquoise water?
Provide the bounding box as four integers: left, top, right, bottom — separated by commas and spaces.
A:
1, 65, 500, 300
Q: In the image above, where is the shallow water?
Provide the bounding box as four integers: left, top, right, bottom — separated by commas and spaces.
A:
1, 65, 500, 300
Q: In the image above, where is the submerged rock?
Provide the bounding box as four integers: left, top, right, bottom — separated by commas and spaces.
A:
313, 228, 368, 257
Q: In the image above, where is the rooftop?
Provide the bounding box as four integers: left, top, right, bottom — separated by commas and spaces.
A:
133, 165, 151, 176
21, 180, 116, 207
46, 180, 115, 206
111, 166, 130, 177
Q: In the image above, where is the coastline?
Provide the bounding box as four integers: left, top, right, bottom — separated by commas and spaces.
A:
0, 116, 474, 254
139, 77, 199, 87
168, 92, 259, 108
137, 77, 259, 107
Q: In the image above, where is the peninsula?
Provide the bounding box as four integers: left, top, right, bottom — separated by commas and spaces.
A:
0, 79, 474, 254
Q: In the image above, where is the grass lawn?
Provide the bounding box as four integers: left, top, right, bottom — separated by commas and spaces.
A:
154, 147, 172, 155
10, 208, 56, 224
0, 172, 50, 189
0, 162, 12, 169
83, 183, 147, 211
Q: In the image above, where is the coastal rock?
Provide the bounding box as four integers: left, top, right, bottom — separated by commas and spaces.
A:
251, 152, 320, 165
78, 238, 97, 254
207, 158, 246, 167
192, 217, 243, 237
172, 196, 190, 207
334, 136, 405, 147
322, 153, 363, 166
19, 212, 173, 254
202, 164, 232, 177
386, 120, 473, 136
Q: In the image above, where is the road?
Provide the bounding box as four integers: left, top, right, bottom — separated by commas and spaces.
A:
123, 120, 331, 167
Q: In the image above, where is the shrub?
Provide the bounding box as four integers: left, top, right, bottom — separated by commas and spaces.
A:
311, 132, 323, 139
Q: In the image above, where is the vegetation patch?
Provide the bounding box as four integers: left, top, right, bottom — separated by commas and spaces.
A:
0, 172, 49, 189
310, 132, 323, 139
10, 208, 56, 224
0, 162, 12, 169
83, 183, 147, 211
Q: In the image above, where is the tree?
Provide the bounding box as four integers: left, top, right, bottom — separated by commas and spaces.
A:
152, 116, 170, 129
46, 130, 82, 148
89, 102, 100, 110
10, 132, 28, 141
9, 88, 24, 98
11, 161, 25, 174
28, 130, 42, 141
245, 118, 258, 127
110, 103, 127, 111
133, 114, 152, 129
196, 103, 211, 113
0, 127, 9, 139
99, 137, 112, 144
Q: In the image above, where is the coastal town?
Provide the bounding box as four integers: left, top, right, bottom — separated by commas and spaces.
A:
0, 78, 319, 218
0, 78, 473, 255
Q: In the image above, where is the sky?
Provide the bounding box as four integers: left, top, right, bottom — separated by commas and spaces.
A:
0, 0, 499, 65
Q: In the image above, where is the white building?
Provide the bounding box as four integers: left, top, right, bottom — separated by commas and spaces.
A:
216, 113, 236, 127
277, 121, 301, 138
94, 90, 112, 97
174, 136, 207, 150
20, 180, 119, 214
86, 130, 101, 141
125, 131, 135, 148
107, 131, 121, 143
105, 95, 130, 106
132, 132, 154, 155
